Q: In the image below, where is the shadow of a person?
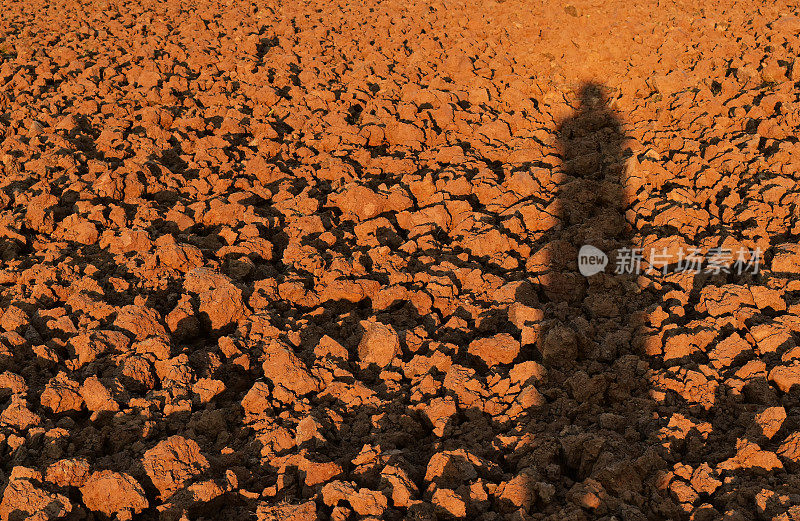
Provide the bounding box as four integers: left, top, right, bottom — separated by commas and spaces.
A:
525, 81, 683, 520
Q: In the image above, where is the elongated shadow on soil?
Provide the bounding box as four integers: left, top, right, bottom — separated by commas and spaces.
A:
540, 85, 797, 521
522, 81, 682, 520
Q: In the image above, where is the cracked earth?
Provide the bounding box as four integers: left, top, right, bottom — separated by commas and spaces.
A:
1, 0, 800, 519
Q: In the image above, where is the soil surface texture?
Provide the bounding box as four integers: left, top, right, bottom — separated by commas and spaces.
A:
1, 0, 800, 520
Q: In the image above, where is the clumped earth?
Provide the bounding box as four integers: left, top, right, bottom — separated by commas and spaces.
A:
1, 0, 800, 519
